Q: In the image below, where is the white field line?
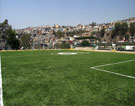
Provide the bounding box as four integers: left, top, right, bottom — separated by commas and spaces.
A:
1, 52, 89, 58
91, 60, 135, 79
0, 56, 4, 106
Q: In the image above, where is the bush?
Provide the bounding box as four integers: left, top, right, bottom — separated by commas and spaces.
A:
81, 40, 90, 47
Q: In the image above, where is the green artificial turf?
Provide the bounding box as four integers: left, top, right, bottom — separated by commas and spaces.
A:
0, 50, 135, 106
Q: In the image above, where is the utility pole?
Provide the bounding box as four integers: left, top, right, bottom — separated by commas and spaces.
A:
32, 38, 35, 50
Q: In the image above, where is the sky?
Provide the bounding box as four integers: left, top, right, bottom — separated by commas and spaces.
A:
0, 0, 135, 29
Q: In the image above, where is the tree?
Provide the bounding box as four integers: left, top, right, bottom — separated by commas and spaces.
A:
125, 34, 129, 41
129, 23, 135, 37
81, 40, 90, 47
111, 22, 128, 40
114, 22, 121, 36
0, 19, 10, 40
6, 29, 20, 49
100, 28, 105, 37
91, 22, 96, 27
0, 19, 20, 50
20, 34, 31, 49
56, 30, 65, 38
111, 29, 116, 39
120, 22, 128, 36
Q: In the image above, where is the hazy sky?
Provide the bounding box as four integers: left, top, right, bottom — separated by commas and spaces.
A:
0, 0, 135, 29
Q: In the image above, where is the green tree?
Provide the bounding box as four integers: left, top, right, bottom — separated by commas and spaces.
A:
91, 22, 96, 27
100, 28, 105, 37
56, 30, 65, 38
20, 34, 31, 49
0, 19, 20, 49
111, 29, 116, 39
125, 34, 129, 41
6, 29, 20, 49
111, 22, 128, 40
114, 22, 121, 36
81, 40, 90, 47
0, 19, 10, 40
120, 22, 128, 36
129, 23, 135, 37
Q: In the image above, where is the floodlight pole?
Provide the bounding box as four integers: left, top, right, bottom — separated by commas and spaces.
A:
32, 34, 35, 50
43, 44, 44, 49
33, 39, 34, 50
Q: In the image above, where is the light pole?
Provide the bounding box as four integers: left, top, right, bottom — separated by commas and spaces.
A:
31, 34, 35, 50
32, 38, 35, 50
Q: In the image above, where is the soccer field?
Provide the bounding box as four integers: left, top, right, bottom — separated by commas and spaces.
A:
0, 50, 135, 106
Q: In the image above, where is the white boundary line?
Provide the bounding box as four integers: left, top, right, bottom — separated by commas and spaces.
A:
1, 52, 90, 58
0, 56, 4, 106
91, 60, 135, 79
